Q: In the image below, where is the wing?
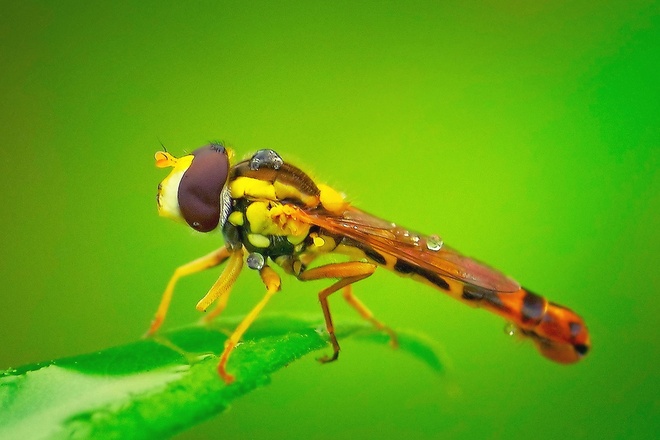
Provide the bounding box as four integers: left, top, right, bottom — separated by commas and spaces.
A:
230, 149, 519, 293
297, 205, 521, 293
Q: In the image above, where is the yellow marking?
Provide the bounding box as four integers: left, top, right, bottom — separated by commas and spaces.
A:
245, 201, 271, 233
273, 180, 302, 201
248, 233, 271, 248
273, 180, 319, 207
230, 176, 320, 208
307, 235, 337, 254
287, 233, 307, 245
161, 154, 193, 173
318, 184, 348, 213
268, 204, 310, 237
157, 155, 194, 223
292, 260, 303, 276
300, 234, 336, 256
228, 211, 244, 226
333, 243, 367, 260
155, 151, 178, 168
230, 177, 277, 200
246, 201, 311, 238
318, 235, 336, 251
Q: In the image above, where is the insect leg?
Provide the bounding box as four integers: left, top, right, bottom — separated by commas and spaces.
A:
200, 282, 234, 323
218, 265, 281, 384
146, 246, 231, 336
195, 249, 245, 313
342, 285, 398, 349
298, 261, 377, 363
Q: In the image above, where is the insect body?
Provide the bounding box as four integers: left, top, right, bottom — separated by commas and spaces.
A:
148, 143, 590, 383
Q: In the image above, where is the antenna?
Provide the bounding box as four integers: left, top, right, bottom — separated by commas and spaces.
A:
157, 136, 168, 153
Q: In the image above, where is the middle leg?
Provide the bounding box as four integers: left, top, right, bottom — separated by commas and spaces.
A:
217, 264, 282, 384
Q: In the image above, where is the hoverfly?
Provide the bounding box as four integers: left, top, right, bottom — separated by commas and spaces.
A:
148, 143, 590, 383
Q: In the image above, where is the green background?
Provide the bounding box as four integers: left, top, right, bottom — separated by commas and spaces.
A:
2, 1, 658, 439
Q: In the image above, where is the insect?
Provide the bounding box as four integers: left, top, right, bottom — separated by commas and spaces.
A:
147, 143, 590, 383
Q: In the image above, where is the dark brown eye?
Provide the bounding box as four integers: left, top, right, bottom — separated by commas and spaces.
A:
178, 143, 229, 232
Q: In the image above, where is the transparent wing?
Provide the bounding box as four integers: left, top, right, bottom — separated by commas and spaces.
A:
298, 206, 521, 293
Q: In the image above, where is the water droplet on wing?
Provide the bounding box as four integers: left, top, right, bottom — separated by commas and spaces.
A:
426, 234, 443, 251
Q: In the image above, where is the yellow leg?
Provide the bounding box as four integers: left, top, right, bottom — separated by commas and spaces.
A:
342, 285, 399, 349
201, 281, 233, 324
146, 247, 231, 336
298, 261, 393, 363
195, 249, 244, 313
218, 265, 281, 384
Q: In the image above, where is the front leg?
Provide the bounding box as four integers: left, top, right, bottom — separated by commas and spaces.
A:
195, 248, 245, 313
146, 246, 231, 336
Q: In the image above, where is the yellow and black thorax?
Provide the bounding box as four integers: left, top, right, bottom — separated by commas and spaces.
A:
221, 149, 351, 274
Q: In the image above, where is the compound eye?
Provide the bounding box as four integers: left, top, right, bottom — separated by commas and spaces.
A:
178, 143, 229, 232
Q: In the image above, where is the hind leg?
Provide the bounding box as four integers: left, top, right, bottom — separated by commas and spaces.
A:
298, 261, 396, 362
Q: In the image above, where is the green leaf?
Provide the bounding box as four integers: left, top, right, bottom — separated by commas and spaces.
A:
0, 314, 443, 440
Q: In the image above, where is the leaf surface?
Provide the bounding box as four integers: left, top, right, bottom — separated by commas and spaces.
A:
0, 314, 442, 439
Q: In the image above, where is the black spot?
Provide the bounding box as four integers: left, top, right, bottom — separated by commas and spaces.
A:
363, 248, 386, 265
340, 238, 385, 264
487, 295, 505, 310
464, 286, 506, 310
569, 321, 583, 338
462, 285, 485, 301
393, 259, 415, 274
521, 291, 547, 324
423, 271, 450, 290
394, 259, 450, 290
574, 344, 589, 356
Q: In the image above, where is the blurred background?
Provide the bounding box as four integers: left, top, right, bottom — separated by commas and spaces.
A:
1, 1, 658, 438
